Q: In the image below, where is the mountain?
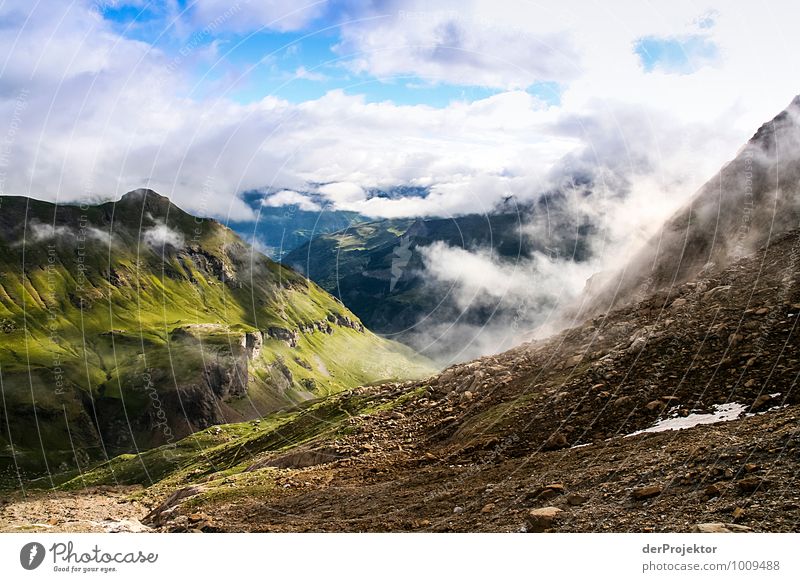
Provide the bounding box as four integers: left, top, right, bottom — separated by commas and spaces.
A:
44, 224, 800, 532
283, 201, 595, 357
583, 95, 800, 315
230, 187, 431, 262
230, 190, 368, 259
0, 190, 432, 483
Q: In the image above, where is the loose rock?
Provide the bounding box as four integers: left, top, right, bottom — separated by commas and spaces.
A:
525, 507, 563, 532
692, 523, 753, 533
631, 486, 662, 500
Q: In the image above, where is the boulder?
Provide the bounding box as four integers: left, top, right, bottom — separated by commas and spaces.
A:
525, 507, 564, 532
692, 523, 753, 533
631, 485, 662, 500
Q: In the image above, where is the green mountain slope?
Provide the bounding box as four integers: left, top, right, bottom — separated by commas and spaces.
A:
0, 189, 433, 484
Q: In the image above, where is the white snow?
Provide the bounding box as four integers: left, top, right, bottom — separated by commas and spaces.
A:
627, 402, 747, 437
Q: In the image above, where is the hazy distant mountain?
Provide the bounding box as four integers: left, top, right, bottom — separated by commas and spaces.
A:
230, 186, 431, 260
231, 190, 368, 259
284, 199, 595, 358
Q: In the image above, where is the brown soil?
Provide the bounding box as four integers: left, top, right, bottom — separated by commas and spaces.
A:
183, 405, 800, 532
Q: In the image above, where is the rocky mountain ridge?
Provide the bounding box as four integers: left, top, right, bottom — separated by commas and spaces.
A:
584, 95, 800, 315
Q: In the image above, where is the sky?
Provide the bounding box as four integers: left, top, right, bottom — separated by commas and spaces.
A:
1, 0, 799, 229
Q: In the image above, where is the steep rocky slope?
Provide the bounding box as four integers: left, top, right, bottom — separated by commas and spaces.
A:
584, 95, 800, 315
0, 190, 432, 484
21, 225, 797, 533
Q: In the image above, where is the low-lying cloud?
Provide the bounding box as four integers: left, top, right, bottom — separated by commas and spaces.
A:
23, 220, 114, 246
143, 224, 185, 249
409, 237, 599, 362
262, 190, 321, 212
27, 222, 73, 242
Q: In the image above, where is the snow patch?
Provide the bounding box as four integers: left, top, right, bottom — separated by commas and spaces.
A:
627, 402, 747, 436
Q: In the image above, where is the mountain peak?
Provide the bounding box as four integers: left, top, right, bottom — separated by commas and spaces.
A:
583, 94, 800, 317
119, 188, 169, 203
115, 187, 182, 220
748, 94, 800, 147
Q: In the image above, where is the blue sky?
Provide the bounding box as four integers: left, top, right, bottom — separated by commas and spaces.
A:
98, 1, 564, 107
96, 2, 727, 110
634, 34, 720, 74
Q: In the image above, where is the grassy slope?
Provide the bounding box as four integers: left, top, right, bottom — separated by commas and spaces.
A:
0, 191, 433, 486
56, 378, 424, 496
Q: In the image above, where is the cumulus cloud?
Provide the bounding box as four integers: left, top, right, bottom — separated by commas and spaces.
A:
317, 182, 367, 205
262, 190, 321, 211
143, 224, 184, 248
0, 1, 569, 224
335, 0, 581, 90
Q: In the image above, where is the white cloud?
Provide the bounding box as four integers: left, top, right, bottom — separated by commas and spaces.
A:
246, 235, 278, 258
20, 221, 113, 245
419, 241, 595, 314
292, 66, 329, 82
410, 240, 600, 361
143, 224, 184, 248
316, 182, 366, 205
335, 0, 581, 90
27, 222, 73, 242
86, 227, 114, 245
262, 189, 321, 211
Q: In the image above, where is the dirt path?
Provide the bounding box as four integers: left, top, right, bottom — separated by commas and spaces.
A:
0, 486, 151, 533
